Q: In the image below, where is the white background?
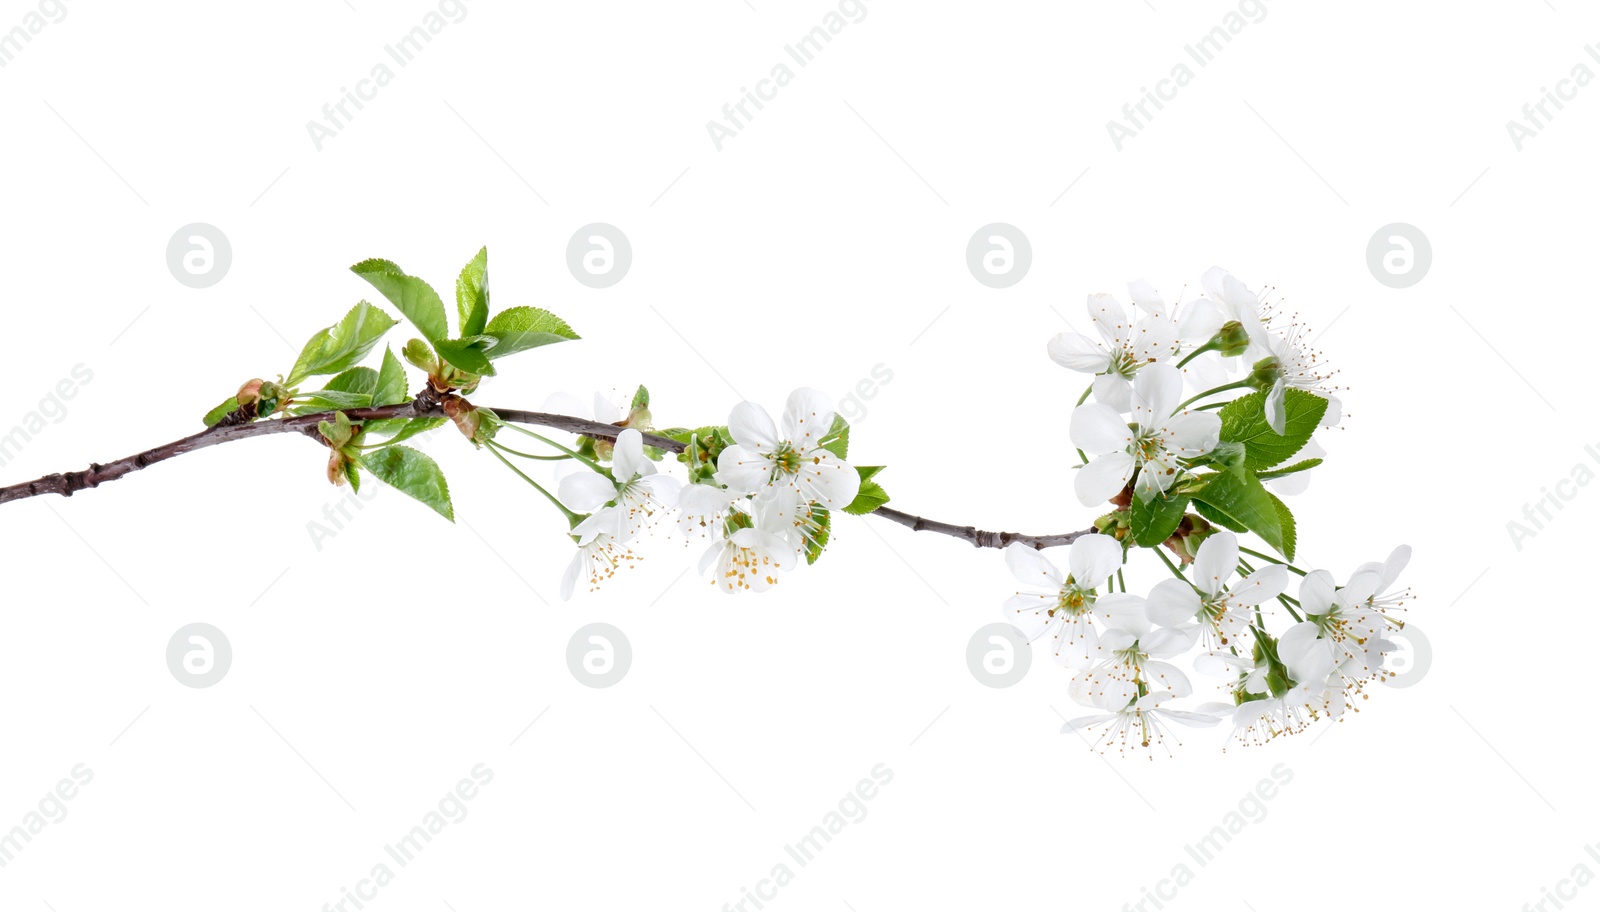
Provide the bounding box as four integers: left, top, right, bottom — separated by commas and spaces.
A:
0, 1, 1588, 909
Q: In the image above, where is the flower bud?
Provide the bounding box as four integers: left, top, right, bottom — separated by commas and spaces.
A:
1216, 320, 1252, 357
442, 397, 487, 446
235, 378, 264, 408
1247, 356, 1282, 391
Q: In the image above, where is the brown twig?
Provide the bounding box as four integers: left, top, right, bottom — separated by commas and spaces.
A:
0, 398, 1095, 549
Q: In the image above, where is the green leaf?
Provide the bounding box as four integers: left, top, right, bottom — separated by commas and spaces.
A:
323, 366, 378, 397
1191, 471, 1290, 557
843, 466, 890, 515
630, 385, 650, 410
1192, 499, 1247, 533
455, 246, 490, 338
1258, 458, 1323, 481
804, 507, 831, 565
318, 411, 355, 448
402, 338, 438, 372
820, 416, 849, 460
286, 301, 398, 387
366, 416, 447, 445
203, 397, 239, 427
357, 445, 454, 521
1218, 390, 1329, 470
432, 337, 497, 377
374, 347, 409, 407
1266, 491, 1297, 562
1204, 440, 1248, 480
350, 258, 449, 342
481, 306, 579, 360
1130, 491, 1189, 548
343, 459, 362, 493
292, 389, 373, 414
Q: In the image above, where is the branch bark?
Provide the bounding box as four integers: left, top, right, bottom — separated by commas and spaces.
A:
0, 398, 1095, 549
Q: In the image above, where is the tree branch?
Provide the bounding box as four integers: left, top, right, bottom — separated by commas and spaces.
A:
0, 398, 1096, 549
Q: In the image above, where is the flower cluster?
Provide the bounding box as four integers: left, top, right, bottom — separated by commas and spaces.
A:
1011, 270, 1413, 754
553, 388, 862, 598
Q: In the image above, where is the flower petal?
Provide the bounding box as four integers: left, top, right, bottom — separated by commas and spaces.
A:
1132, 363, 1183, 426
1005, 541, 1066, 588
1067, 533, 1123, 590
1146, 578, 1201, 627
1047, 333, 1111, 373
1193, 531, 1239, 597
559, 472, 620, 513
1070, 403, 1133, 455
727, 401, 779, 450
1075, 452, 1135, 507
782, 388, 837, 447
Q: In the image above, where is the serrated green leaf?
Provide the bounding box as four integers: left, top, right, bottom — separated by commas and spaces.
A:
318, 411, 355, 448
631, 385, 649, 410
481, 306, 579, 360
374, 347, 408, 407
820, 415, 849, 460
351, 258, 449, 342
1205, 440, 1248, 480
1192, 471, 1290, 557
432, 337, 497, 377
1218, 390, 1329, 470
357, 444, 454, 521
402, 338, 437, 372
1266, 491, 1296, 561
844, 465, 890, 515
365, 415, 448, 445
1192, 498, 1247, 533
804, 507, 831, 565
286, 301, 399, 387
292, 389, 374, 415
203, 397, 239, 427
1258, 458, 1323, 481
323, 366, 378, 396
343, 459, 362, 493
1131, 491, 1189, 548
456, 246, 490, 338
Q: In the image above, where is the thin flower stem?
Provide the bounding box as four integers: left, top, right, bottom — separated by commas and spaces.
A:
486, 441, 580, 523
1238, 546, 1308, 576
490, 443, 570, 461
1117, 568, 1126, 594
1276, 594, 1305, 623
1176, 380, 1252, 412
1175, 341, 1218, 369
1075, 384, 1093, 463
498, 422, 606, 473
1155, 547, 1202, 594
